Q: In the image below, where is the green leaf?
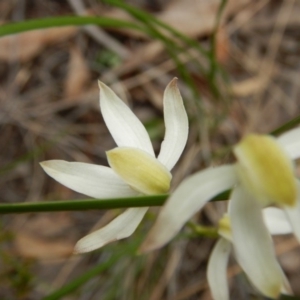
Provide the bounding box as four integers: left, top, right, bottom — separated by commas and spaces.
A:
0, 16, 144, 37
271, 114, 300, 136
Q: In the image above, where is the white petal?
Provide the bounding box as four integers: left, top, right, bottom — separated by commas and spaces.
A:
157, 78, 189, 170
40, 160, 138, 198
229, 186, 283, 298
280, 270, 293, 295
207, 238, 231, 300
139, 165, 237, 253
284, 181, 300, 243
99, 81, 154, 156
74, 207, 148, 253
263, 207, 293, 235
277, 127, 300, 160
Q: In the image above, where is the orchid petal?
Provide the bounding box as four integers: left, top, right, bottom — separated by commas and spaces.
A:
277, 127, 300, 160
263, 207, 293, 235
207, 237, 231, 300
284, 181, 300, 243
229, 186, 283, 298
99, 81, 154, 156
40, 160, 138, 198
280, 270, 293, 295
139, 165, 237, 253
75, 207, 148, 253
157, 78, 189, 170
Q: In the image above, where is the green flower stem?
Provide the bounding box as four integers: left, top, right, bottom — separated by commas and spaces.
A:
0, 191, 230, 214
0, 195, 167, 214
0, 16, 144, 37
279, 295, 300, 300
187, 222, 219, 238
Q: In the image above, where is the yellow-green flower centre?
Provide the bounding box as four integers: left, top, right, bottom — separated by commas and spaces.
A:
107, 147, 172, 195
234, 134, 296, 207
218, 214, 232, 241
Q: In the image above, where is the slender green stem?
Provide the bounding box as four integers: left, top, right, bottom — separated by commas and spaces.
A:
0, 195, 167, 214
279, 295, 300, 300
187, 222, 219, 238
271, 114, 300, 136
0, 16, 144, 37
0, 190, 230, 214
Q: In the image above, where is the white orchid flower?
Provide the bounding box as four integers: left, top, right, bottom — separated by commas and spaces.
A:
208, 208, 293, 300
140, 128, 300, 298
40, 78, 188, 253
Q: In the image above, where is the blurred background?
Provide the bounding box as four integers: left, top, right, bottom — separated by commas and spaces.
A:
1, 0, 300, 299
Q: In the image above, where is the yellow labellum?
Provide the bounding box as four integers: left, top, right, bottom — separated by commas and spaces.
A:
234, 134, 296, 207
107, 147, 172, 195
218, 214, 232, 241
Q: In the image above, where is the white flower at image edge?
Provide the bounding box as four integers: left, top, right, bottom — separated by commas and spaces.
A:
208, 208, 294, 300
40, 78, 188, 253
139, 128, 300, 299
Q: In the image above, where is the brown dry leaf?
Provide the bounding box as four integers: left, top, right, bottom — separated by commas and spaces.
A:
0, 26, 78, 62
13, 214, 74, 259
21, 213, 73, 237
64, 46, 90, 99
230, 76, 269, 97
158, 0, 222, 37
15, 232, 73, 259
216, 27, 230, 64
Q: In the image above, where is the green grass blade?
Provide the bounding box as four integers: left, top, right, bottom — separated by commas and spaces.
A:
44, 259, 119, 300
104, 0, 201, 99
0, 16, 144, 37
43, 239, 139, 300
271, 114, 300, 136
0, 131, 67, 176
105, 0, 208, 57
